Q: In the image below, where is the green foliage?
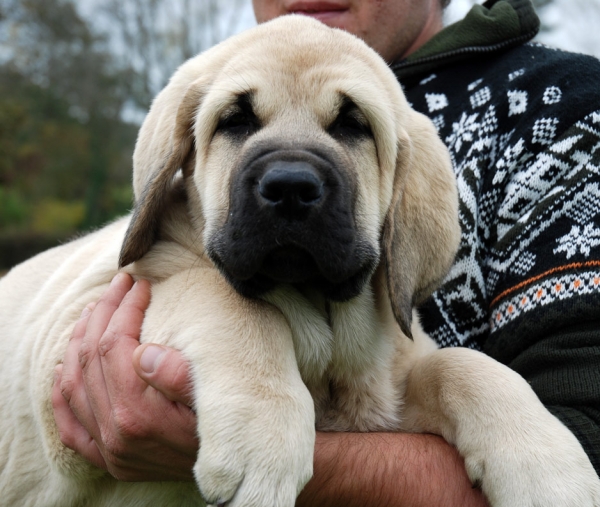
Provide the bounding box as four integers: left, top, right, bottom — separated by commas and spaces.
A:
0, 0, 137, 268
107, 185, 134, 217
0, 186, 29, 230
0, 0, 247, 269
0, 65, 137, 230
30, 198, 85, 233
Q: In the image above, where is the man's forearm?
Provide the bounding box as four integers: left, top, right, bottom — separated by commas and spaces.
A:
297, 432, 488, 507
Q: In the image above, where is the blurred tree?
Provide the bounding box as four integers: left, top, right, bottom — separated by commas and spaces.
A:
101, 0, 248, 109
0, 0, 136, 266
0, 0, 250, 269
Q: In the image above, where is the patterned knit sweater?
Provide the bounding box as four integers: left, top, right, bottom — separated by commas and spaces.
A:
393, 0, 600, 474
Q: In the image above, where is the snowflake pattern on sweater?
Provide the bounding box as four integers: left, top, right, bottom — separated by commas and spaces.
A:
402, 43, 600, 355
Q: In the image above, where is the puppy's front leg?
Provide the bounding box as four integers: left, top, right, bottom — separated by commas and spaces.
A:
400, 347, 600, 507
142, 269, 315, 507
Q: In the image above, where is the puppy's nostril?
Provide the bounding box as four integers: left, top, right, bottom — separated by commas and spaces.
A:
258, 163, 324, 206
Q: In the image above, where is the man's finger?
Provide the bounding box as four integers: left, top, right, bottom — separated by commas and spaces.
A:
98, 279, 151, 357
133, 343, 195, 407
52, 365, 107, 470
60, 305, 103, 443
70, 302, 96, 341
98, 279, 153, 405
80, 272, 135, 369
80, 273, 135, 426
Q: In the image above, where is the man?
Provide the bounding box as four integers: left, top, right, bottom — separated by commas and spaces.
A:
53, 0, 600, 505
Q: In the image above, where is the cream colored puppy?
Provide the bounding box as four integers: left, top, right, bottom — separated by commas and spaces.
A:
0, 15, 598, 507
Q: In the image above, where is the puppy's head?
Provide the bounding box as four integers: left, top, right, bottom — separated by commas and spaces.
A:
120, 15, 460, 337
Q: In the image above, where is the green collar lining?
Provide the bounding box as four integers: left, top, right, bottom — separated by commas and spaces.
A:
392, 0, 540, 83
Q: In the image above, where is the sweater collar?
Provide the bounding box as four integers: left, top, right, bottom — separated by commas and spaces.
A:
392, 0, 540, 85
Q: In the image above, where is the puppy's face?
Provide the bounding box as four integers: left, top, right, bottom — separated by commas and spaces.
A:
121, 15, 460, 335
204, 96, 379, 301
190, 18, 404, 301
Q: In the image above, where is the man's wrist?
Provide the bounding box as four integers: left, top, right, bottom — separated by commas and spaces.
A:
296, 432, 488, 507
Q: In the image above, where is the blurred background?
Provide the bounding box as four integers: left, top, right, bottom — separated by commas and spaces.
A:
0, 0, 598, 272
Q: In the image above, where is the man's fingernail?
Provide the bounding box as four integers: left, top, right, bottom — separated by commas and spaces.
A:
140, 345, 165, 374
80, 302, 95, 319
110, 272, 126, 288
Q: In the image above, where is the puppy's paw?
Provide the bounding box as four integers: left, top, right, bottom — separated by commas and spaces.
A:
463, 416, 600, 507
197, 451, 310, 507
194, 392, 315, 507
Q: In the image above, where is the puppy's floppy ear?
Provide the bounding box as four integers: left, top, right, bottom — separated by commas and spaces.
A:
119, 81, 205, 268
383, 111, 460, 338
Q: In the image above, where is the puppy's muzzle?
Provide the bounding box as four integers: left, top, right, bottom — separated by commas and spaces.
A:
207, 148, 378, 301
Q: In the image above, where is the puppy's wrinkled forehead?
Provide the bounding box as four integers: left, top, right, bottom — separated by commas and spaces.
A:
195, 15, 403, 170
232, 49, 368, 122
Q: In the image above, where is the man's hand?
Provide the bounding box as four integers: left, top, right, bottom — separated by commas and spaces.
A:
52, 273, 198, 481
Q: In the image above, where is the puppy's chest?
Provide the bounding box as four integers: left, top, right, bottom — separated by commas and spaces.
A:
264, 286, 403, 432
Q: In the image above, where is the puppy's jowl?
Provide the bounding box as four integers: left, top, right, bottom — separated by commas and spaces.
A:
1, 15, 598, 507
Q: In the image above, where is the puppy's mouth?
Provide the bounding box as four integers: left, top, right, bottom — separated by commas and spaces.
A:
259, 246, 321, 283
208, 229, 376, 294
208, 235, 377, 302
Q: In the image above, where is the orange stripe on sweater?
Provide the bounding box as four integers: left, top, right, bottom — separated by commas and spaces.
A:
489, 260, 600, 308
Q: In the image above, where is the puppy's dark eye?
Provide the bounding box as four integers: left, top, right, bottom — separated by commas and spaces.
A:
216, 112, 259, 138
216, 93, 260, 139
328, 98, 372, 141
329, 114, 371, 138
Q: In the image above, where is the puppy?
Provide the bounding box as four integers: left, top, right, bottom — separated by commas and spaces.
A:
0, 15, 598, 507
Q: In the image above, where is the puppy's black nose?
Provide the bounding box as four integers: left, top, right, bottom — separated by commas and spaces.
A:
258, 161, 324, 216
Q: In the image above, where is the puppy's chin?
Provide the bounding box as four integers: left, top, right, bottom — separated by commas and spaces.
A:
208, 244, 378, 302
258, 246, 322, 284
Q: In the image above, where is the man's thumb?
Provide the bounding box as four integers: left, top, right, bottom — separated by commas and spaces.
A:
133, 344, 194, 407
